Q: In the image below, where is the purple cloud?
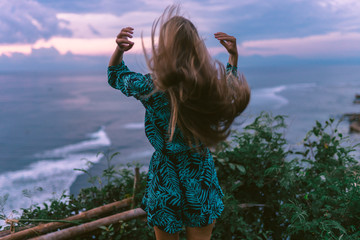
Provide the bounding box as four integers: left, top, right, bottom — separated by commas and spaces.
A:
0, 0, 71, 44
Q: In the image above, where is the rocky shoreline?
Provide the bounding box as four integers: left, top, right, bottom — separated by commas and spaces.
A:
344, 94, 360, 132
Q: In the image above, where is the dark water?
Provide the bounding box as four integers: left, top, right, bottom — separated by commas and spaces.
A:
0, 64, 360, 224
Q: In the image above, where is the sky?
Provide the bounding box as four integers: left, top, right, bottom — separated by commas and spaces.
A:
1, 0, 360, 71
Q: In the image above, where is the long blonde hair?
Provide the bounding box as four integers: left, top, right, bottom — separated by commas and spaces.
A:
142, 5, 251, 147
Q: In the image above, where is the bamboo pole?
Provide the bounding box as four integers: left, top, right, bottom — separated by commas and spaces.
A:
29, 208, 146, 240
0, 226, 35, 238
0, 197, 133, 240
131, 167, 140, 209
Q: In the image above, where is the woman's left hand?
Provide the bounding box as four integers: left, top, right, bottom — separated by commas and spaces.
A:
214, 32, 238, 56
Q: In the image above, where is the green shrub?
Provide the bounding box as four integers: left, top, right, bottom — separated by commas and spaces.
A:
212, 112, 360, 240
213, 112, 295, 239
281, 118, 360, 240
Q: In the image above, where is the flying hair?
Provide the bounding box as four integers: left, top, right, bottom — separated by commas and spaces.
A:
141, 4, 251, 148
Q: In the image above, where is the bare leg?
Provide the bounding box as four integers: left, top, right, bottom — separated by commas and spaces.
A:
153, 226, 180, 240
186, 219, 216, 240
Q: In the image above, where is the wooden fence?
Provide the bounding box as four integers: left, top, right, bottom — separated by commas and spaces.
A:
0, 167, 147, 240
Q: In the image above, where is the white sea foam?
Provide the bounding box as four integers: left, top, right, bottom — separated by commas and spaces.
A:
0, 127, 111, 227
34, 126, 111, 158
0, 154, 99, 209
123, 122, 144, 129
286, 82, 317, 89
251, 85, 288, 109
251, 82, 316, 109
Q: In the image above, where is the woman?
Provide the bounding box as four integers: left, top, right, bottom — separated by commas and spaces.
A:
108, 5, 250, 240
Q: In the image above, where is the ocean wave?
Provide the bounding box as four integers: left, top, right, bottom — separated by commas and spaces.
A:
251, 82, 316, 109
0, 153, 100, 208
34, 126, 111, 158
0, 127, 111, 227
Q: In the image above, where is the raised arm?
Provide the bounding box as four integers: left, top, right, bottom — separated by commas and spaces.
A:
109, 27, 134, 66
107, 62, 153, 99
108, 27, 153, 100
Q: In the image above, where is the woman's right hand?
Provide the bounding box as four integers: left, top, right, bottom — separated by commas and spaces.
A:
214, 32, 238, 56
116, 27, 135, 52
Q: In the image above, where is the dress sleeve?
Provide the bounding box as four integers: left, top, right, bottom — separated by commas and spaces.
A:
226, 62, 238, 76
107, 60, 154, 100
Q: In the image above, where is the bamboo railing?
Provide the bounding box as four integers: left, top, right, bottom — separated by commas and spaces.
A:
29, 208, 146, 240
0, 167, 146, 240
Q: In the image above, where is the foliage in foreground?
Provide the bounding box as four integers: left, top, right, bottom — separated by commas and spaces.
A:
213, 112, 360, 240
1, 111, 359, 239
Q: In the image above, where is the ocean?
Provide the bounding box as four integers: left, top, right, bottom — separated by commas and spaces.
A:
1, 63, 360, 225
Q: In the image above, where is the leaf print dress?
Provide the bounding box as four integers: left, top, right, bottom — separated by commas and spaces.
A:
107, 60, 237, 234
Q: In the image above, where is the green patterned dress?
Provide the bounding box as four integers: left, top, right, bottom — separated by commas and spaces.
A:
108, 60, 237, 234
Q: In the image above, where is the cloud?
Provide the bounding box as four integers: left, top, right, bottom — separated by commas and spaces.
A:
56, 11, 160, 38
54, 0, 256, 40
0, 0, 71, 44
238, 32, 360, 57
0, 47, 108, 72
36, 0, 103, 13
2, 30, 360, 62
9, 0, 360, 44
0, 36, 156, 57
2, 0, 360, 68
0, 46, 151, 73
317, 0, 360, 32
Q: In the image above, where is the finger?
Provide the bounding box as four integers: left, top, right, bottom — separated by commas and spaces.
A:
219, 39, 227, 46
124, 31, 134, 35
215, 35, 234, 41
126, 42, 135, 51
219, 40, 229, 50
119, 32, 133, 38
117, 28, 134, 37
116, 39, 134, 45
117, 39, 134, 48
118, 43, 131, 50
122, 42, 134, 51
214, 32, 232, 37
214, 32, 227, 35
116, 38, 134, 43
215, 36, 235, 41
216, 37, 236, 44
122, 27, 134, 33
214, 32, 230, 37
